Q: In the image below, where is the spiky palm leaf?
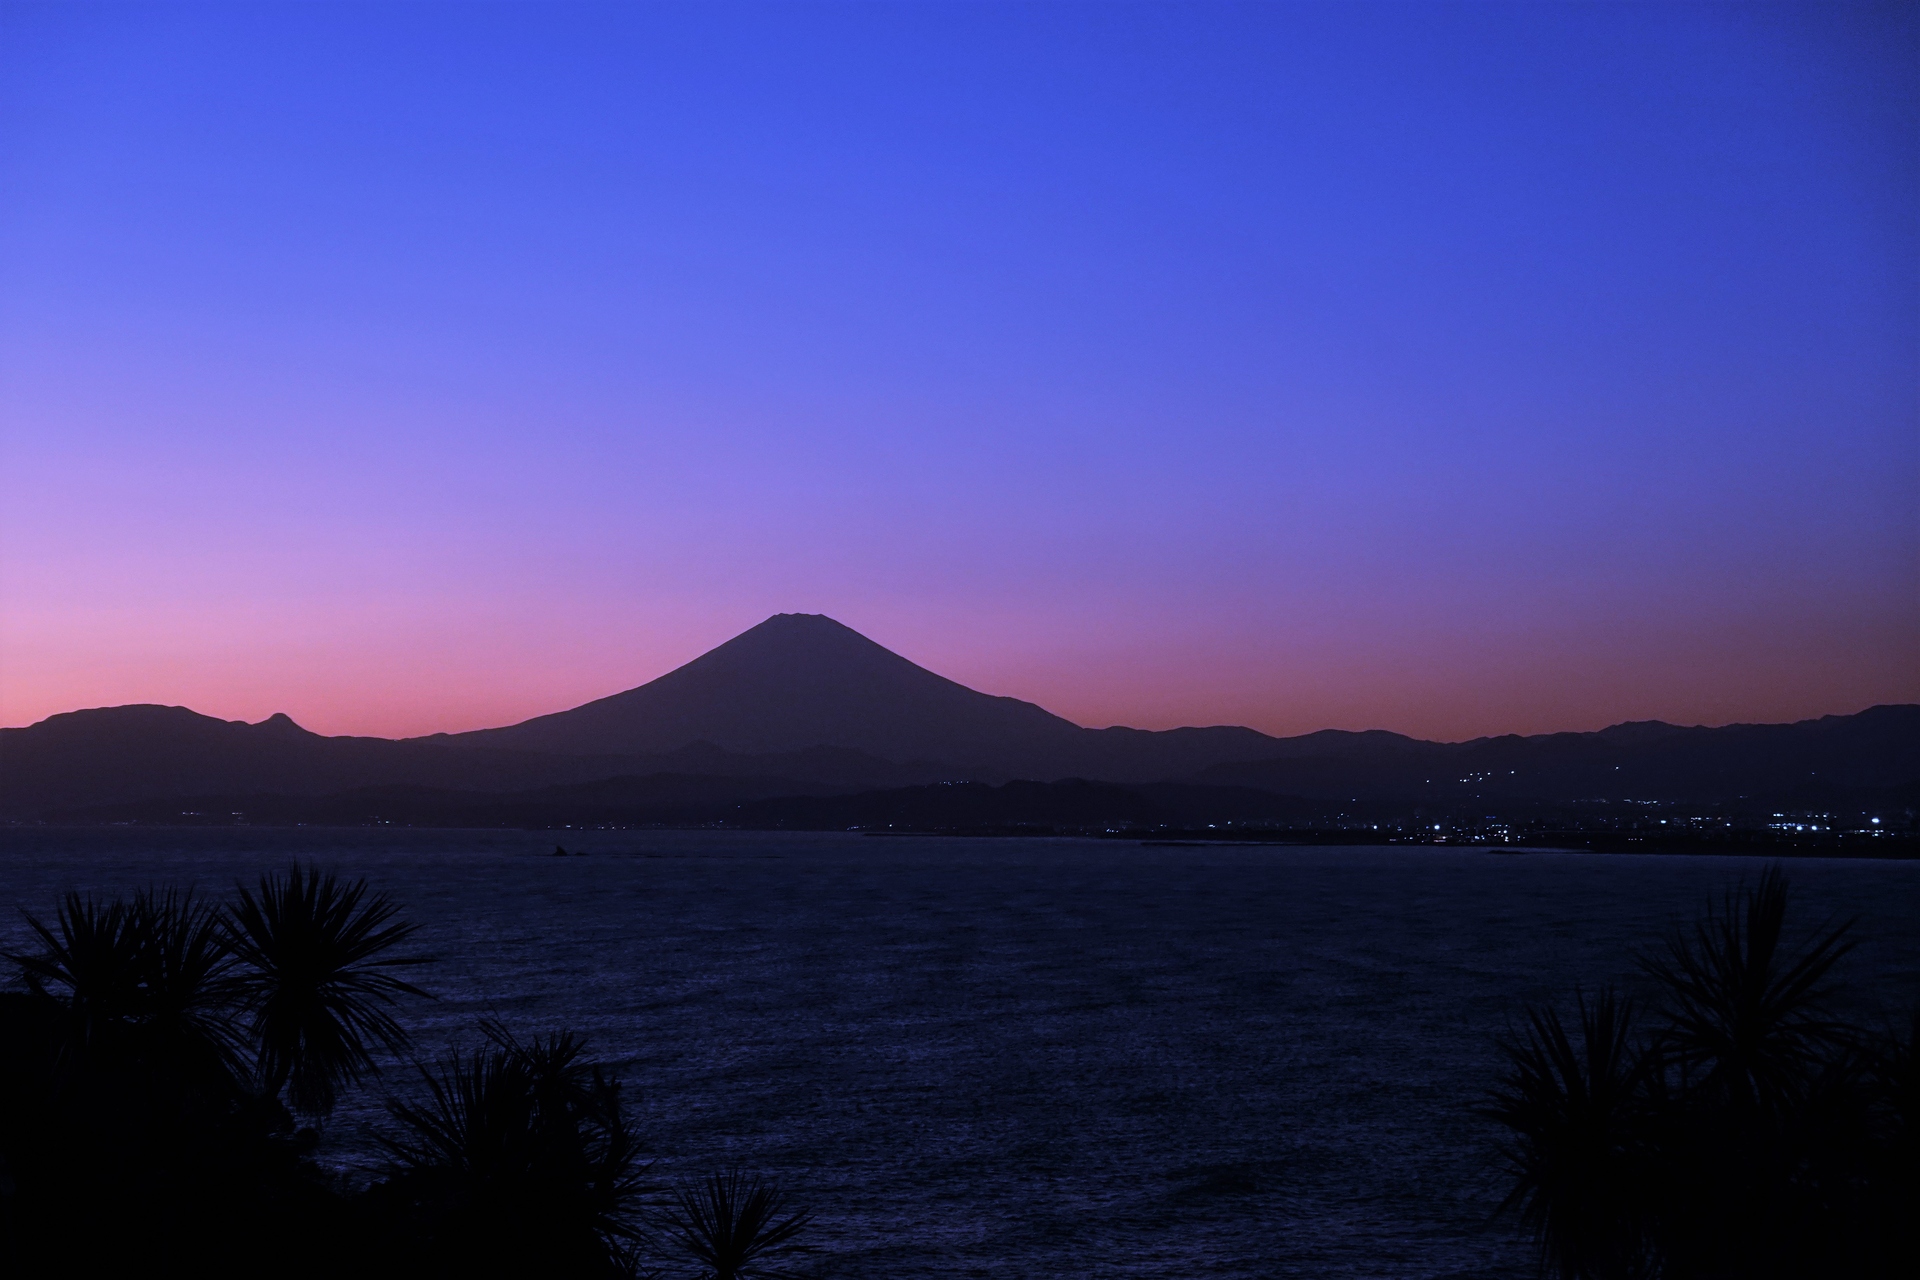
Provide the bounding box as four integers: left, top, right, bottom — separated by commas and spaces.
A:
479, 1020, 649, 1211
226, 865, 431, 1113
128, 888, 245, 1087
7, 894, 144, 1062
662, 1171, 813, 1280
380, 1026, 648, 1271
6, 888, 247, 1139
382, 1041, 541, 1176
1640, 865, 1854, 1113
1484, 989, 1652, 1280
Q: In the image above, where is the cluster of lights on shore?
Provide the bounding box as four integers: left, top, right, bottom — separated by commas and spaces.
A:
1764, 814, 1886, 835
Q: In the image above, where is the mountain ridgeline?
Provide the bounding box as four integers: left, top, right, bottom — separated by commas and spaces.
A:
420, 613, 1282, 780
2, 613, 1914, 832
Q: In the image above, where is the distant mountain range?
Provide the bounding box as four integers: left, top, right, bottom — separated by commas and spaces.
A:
2, 613, 1914, 827
419, 613, 1281, 781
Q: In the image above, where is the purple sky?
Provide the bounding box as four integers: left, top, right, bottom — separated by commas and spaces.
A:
2, 1, 1915, 741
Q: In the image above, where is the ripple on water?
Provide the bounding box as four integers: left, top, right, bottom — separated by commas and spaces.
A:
1, 828, 1915, 1279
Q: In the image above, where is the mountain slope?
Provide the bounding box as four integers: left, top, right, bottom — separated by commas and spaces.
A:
430, 613, 1285, 778
0, 703, 927, 818
0, 706, 617, 815
4, 613, 1913, 821
1193, 704, 1920, 806
435, 613, 1092, 766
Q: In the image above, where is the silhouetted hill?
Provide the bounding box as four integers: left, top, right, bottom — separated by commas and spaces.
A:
435, 614, 1908, 796
4, 615, 1914, 824
431, 613, 1080, 761
0, 703, 931, 819
428, 613, 1275, 780
1193, 704, 1920, 808
0, 706, 578, 815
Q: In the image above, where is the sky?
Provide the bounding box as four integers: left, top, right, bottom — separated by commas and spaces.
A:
1, 1, 1915, 742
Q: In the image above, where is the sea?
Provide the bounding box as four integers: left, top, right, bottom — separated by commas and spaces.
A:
1, 827, 1915, 1279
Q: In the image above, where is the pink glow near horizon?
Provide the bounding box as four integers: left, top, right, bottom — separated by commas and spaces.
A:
2, 4, 1915, 742
4, 578, 1909, 743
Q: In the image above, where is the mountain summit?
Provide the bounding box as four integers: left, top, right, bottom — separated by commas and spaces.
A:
2, 611, 1910, 819
440, 613, 1088, 766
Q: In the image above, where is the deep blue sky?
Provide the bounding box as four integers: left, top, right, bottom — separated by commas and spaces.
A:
1, 2, 1914, 738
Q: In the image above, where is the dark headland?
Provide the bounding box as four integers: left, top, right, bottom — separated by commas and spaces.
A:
3, 614, 1914, 853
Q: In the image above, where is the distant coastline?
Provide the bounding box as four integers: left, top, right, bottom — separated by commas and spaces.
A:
3, 617, 1913, 852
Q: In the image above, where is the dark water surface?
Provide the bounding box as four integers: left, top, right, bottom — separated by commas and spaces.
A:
2, 828, 1916, 1278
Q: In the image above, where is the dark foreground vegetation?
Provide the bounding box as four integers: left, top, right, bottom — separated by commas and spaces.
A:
1488, 867, 1915, 1278
4, 861, 1912, 1277
0, 868, 808, 1278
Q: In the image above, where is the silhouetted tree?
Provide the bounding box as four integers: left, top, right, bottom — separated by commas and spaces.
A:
227, 865, 433, 1114
1639, 866, 1864, 1276
137, 889, 245, 1062
1484, 990, 1653, 1280
10, 893, 150, 1069
1, 865, 814, 1279
1487, 866, 1909, 1280
0, 867, 430, 1277
661, 1170, 813, 1280
372, 1022, 648, 1275
1641, 866, 1855, 1111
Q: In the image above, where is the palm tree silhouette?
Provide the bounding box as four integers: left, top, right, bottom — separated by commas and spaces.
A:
226, 865, 432, 1114
0, 865, 838, 1276
8, 893, 147, 1070
1640, 865, 1855, 1114
1635, 866, 1861, 1277
130, 889, 246, 1092
661, 1170, 813, 1280
1485, 866, 1901, 1279
3, 876, 425, 1278
376, 1022, 647, 1275
1484, 989, 1652, 1280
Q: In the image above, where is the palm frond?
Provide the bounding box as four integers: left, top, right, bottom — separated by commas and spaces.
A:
378, 1023, 649, 1260
1482, 988, 1652, 1280
381, 1042, 533, 1175
226, 864, 433, 1113
1639, 864, 1855, 1112
661, 1170, 813, 1280
128, 888, 245, 1086
7, 893, 144, 1030
6, 894, 154, 1078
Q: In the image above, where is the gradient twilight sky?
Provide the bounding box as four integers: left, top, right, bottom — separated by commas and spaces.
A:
1, 2, 1915, 742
